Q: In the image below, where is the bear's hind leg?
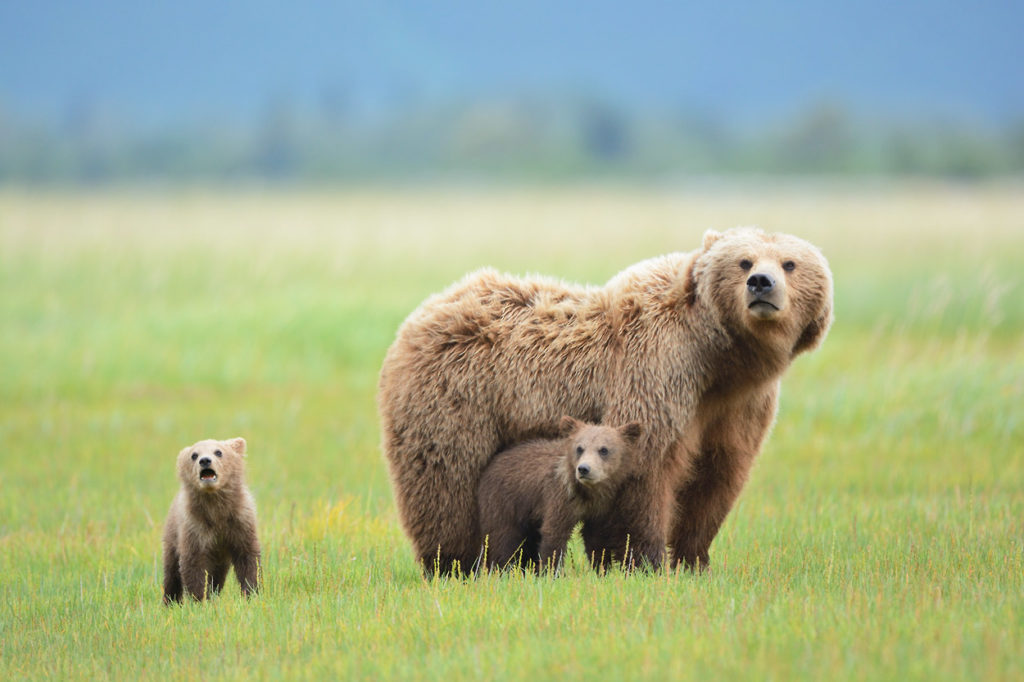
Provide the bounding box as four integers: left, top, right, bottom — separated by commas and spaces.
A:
386, 418, 498, 578
483, 528, 530, 572
411, 480, 484, 577
520, 525, 542, 572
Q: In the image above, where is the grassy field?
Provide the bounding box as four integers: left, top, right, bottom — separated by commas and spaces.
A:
0, 184, 1021, 680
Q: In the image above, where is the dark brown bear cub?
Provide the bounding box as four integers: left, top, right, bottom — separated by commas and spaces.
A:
162, 437, 261, 604
478, 417, 641, 573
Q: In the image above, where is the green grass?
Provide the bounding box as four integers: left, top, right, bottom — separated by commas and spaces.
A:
1, 185, 1021, 680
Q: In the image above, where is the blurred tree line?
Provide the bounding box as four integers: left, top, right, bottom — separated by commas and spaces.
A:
1, 95, 1022, 184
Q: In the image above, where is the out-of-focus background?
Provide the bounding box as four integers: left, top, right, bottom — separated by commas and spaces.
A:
2, 1, 1023, 184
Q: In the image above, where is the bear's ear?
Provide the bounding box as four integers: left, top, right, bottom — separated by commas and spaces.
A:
702, 229, 722, 250
227, 437, 247, 456
619, 422, 642, 445
678, 230, 720, 308
558, 416, 583, 437
679, 254, 699, 307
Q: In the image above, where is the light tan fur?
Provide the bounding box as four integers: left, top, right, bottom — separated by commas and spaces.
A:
378, 227, 833, 574
162, 437, 261, 603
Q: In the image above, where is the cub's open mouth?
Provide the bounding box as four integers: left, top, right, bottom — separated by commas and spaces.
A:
199, 468, 218, 482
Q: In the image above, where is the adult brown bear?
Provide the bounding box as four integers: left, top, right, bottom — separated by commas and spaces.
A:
378, 227, 833, 575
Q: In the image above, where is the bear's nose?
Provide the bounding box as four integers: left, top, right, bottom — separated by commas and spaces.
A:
577, 463, 591, 478
747, 273, 775, 295
198, 457, 212, 467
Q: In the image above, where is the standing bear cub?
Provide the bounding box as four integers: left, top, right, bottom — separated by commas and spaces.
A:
478, 417, 641, 573
162, 437, 261, 604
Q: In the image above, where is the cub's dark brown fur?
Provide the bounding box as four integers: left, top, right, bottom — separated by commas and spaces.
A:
162, 437, 261, 604
478, 417, 641, 572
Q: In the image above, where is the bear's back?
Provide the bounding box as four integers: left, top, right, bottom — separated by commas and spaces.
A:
478, 439, 566, 520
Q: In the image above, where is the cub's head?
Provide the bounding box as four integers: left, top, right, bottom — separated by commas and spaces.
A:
177, 437, 247, 493
559, 416, 641, 489
687, 227, 833, 355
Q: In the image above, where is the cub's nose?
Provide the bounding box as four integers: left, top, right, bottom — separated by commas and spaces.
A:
577, 463, 591, 478
198, 457, 212, 467
747, 273, 776, 295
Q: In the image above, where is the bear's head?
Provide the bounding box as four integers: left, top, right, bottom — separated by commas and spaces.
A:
177, 437, 247, 493
686, 227, 833, 356
559, 416, 641, 490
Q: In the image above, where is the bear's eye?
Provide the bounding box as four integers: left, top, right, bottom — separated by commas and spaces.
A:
214, 450, 222, 457
599, 447, 609, 457
782, 261, 796, 272
191, 452, 198, 461
739, 259, 753, 271
576, 446, 584, 456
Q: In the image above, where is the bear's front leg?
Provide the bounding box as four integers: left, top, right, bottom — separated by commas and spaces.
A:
537, 505, 578, 576
179, 548, 212, 601
669, 454, 750, 571
232, 548, 261, 597
669, 391, 771, 570
581, 475, 669, 572
208, 560, 231, 594
669, 442, 759, 571
162, 541, 183, 604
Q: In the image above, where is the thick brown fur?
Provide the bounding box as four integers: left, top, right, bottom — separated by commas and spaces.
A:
162, 437, 262, 603
378, 227, 833, 574
478, 417, 641, 573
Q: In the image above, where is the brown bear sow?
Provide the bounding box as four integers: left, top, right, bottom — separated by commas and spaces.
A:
478, 417, 641, 573
162, 437, 261, 603
378, 227, 833, 575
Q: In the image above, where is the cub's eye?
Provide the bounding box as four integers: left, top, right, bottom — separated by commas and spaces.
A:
576, 446, 584, 456
782, 261, 796, 272
739, 259, 753, 271
191, 452, 198, 461
214, 450, 222, 457
598, 447, 609, 457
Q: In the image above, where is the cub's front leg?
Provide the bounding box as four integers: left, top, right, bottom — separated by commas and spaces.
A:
581, 474, 669, 572
537, 500, 579, 575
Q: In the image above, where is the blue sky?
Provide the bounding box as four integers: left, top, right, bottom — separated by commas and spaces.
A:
1, 1, 1021, 126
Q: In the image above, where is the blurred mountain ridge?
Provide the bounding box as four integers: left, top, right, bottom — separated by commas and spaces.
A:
2, 1, 1021, 182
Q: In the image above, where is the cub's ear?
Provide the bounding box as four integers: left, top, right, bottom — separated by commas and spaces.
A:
619, 422, 642, 445
227, 437, 247, 456
558, 416, 584, 437
702, 229, 722, 250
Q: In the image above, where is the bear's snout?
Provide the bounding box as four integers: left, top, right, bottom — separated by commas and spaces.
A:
745, 269, 786, 319
746, 272, 775, 296
577, 463, 591, 479
197, 458, 219, 484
